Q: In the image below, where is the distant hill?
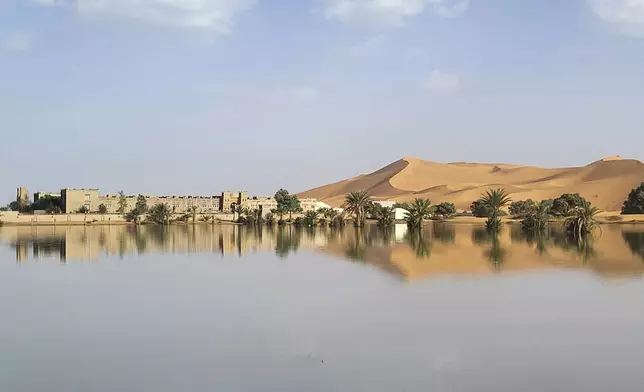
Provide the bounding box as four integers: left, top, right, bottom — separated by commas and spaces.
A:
298, 156, 644, 211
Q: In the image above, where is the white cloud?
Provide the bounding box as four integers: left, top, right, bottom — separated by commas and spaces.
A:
4, 32, 34, 51
589, 0, 644, 37
323, 0, 469, 27
423, 69, 460, 92
32, 0, 257, 34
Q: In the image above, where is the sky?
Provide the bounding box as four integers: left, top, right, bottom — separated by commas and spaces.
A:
1, 0, 643, 200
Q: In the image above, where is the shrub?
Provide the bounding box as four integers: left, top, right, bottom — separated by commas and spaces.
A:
509, 199, 537, 219
471, 199, 493, 218
98, 204, 108, 214
551, 193, 587, 217
622, 182, 644, 215
433, 202, 456, 219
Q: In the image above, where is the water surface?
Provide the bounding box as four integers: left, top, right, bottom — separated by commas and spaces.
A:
1, 223, 643, 392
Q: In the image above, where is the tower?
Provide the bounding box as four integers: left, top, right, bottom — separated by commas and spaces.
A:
16, 187, 29, 207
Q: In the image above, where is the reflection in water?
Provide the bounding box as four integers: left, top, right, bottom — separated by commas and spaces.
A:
404, 228, 432, 259
623, 231, 644, 261
2, 223, 644, 280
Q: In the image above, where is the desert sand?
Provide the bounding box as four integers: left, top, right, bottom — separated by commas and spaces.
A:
299, 156, 644, 212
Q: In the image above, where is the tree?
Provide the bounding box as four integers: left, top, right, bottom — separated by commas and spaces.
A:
371, 204, 395, 227
147, 203, 172, 225
521, 200, 552, 233
551, 193, 587, 217
275, 189, 302, 221
188, 205, 199, 224
76, 205, 90, 214
478, 188, 512, 232
98, 204, 108, 214
433, 202, 456, 219
564, 200, 601, 240
117, 191, 128, 214
127, 195, 148, 225
303, 210, 319, 227
343, 190, 372, 227
265, 213, 276, 225
509, 199, 537, 219
470, 199, 493, 218
622, 182, 644, 214
135, 195, 148, 214
401, 198, 432, 228
30, 195, 62, 214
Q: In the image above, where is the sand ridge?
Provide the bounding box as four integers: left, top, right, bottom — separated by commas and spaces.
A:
298, 156, 644, 211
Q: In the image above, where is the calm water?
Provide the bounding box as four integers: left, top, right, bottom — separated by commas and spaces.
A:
1, 223, 644, 392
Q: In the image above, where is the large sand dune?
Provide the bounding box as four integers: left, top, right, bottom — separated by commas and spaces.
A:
299, 156, 644, 211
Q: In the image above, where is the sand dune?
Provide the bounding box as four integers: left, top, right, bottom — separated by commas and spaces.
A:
299, 156, 644, 211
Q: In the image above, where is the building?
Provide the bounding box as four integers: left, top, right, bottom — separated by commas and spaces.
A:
374, 200, 396, 209
61, 189, 100, 213
16, 187, 29, 205
56, 188, 321, 216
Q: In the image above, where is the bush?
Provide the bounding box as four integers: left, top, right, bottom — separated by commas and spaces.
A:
98, 204, 108, 214
509, 199, 537, 218
622, 182, 644, 215
551, 193, 587, 217
433, 202, 456, 219
293, 217, 303, 226
471, 199, 493, 218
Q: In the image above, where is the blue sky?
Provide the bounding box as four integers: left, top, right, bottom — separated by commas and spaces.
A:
1, 0, 643, 199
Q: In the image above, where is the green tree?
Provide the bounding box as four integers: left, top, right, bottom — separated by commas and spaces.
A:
509, 199, 537, 219
564, 200, 601, 240
117, 191, 128, 214
303, 210, 319, 227
551, 193, 587, 217
433, 202, 456, 219
147, 203, 172, 225
521, 200, 552, 233
126, 195, 148, 225
30, 195, 62, 214
343, 191, 372, 227
98, 203, 108, 214
622, 182, 644, 215
76, 205, 90, 214
402, 198, 432, 228
470, 199, 493, 218
479, 188, 512, 232
135, 195, 148, 214
275, 189, 302, 221
188, 205, 199, 224
371, 204, 395, 227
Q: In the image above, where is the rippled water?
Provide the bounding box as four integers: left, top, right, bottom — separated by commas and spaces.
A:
1, 223, 644, 392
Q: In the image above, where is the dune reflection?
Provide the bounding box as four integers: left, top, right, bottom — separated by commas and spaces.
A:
1, 223, 643, 280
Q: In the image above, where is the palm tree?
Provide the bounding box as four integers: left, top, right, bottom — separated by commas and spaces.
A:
147, 203, 172, 225
343, 191, 371, 227
564, 200, 601, 240
303, 210, 319, 227
371, 204, 395, 228
479, 188, 512, 232
521, 200, 552, 233
402, 198, 432, 229
188, 205, 199, 224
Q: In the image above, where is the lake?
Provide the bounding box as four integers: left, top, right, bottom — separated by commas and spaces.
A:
1, 223, 644, 392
